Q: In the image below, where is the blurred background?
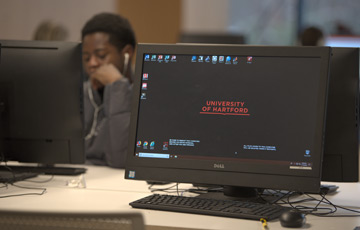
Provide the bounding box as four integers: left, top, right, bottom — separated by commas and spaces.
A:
0, 0, 359, 46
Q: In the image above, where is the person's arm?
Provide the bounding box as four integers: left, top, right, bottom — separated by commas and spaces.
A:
102, 78, 132, 168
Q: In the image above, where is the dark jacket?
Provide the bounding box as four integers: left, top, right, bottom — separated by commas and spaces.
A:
83, 79, 132, 168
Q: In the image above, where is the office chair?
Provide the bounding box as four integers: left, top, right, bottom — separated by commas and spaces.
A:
0, 210, 145, 230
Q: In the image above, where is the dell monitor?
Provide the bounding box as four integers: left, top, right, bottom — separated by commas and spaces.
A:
125, 44, 331, 196
0, 40, 85, 176
322, 47, 360, 182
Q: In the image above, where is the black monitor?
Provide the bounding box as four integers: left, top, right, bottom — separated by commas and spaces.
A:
322, 47, 360, 182
0, 40, 85, 176
125, 44, 331, 195
179, 33, 245, 45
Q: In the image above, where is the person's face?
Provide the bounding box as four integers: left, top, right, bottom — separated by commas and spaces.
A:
82, 32, 123, 76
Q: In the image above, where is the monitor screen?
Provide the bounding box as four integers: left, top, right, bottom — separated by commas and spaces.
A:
0, 40, 84, 165
322, 47, 360, 182
125, 44, 331, 194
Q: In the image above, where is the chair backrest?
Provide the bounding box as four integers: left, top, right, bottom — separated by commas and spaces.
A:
0, 210, 145, 230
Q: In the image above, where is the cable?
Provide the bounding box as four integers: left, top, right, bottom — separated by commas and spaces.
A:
283, 191, 360, 217
148, 183, 186, 194
260, 189, 293, 205
260, 218, 269, 230
0, 183, 47, 199
308, 193, 360, 217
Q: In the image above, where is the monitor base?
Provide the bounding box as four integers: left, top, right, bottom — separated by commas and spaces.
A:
195, 186, 289, 204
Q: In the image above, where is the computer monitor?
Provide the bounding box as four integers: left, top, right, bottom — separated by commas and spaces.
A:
325, 35, 360, 47
179, 33, 245, 45
322, 47, 360, 182
0, 40, 85, 175
125, 44, 331, 196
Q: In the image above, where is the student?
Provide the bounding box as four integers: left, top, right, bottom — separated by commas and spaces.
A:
33, 20, 68, 41
81, 13, 136, 168
299, 26, 324, 46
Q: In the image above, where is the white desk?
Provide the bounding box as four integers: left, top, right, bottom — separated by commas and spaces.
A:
1, 164, 360, 230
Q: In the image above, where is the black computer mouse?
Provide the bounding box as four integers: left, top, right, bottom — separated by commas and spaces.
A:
279, 210, 306, 228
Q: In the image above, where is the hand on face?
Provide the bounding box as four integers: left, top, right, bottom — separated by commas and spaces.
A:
82, 32, 128, 91
90, 63, 123, 90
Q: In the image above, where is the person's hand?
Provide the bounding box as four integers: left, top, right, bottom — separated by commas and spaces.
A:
90, 63, 123, 90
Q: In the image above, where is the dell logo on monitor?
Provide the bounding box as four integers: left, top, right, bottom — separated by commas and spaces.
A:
214, 163, 225, 169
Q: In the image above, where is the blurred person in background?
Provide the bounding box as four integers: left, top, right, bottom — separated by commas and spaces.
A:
81, 13, 136, 168
299, 26, 324, 46
33, 20, 68, 41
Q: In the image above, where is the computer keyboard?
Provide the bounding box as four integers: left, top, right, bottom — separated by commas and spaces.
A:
0, 165, 86, 176
0, 170, 38, 183
130, 194, 291, 221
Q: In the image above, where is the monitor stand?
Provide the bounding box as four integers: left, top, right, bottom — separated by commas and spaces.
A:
195, 185, 339, 204
0, 164, 87, 176
195, 185, 291, 204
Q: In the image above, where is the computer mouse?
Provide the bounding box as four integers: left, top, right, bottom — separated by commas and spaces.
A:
279, 210, 306, 228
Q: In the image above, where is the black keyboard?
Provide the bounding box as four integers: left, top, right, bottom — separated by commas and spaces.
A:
130, 194, 290, 220
0, 170, 38, 183
0, 166, 86, 176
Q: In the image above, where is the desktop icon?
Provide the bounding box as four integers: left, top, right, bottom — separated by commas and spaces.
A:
205, 56, 211, 62
165, 55, 170, 62
150, 141, 155, 150
136, 141, 142, 147
225, 56, 231, 64
151, 55, 157, 61
191, 56, 197, 62
158, 55, 163, 62
198, 56, 204, 62
141, 93, 147, 100
163, 142, 169, 150
142, 83, 148, 90
219, 56, 224, 63
233, 57, 238, 64
143, 141, 149, 149
144, 54, 150, 61
212, 56, 218, 64
171, 55, 177, 62
247, 56, 253, 64
143, 73, 149, 80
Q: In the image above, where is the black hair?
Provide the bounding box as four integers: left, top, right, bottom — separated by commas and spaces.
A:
81, 12, 136, 51
300, 26, 323, 46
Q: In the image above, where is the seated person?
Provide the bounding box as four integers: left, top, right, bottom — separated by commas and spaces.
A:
81, 13, 136, 168
299, 26, 324, 46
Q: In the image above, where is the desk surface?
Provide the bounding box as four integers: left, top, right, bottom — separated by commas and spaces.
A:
0, 164, 360, 230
